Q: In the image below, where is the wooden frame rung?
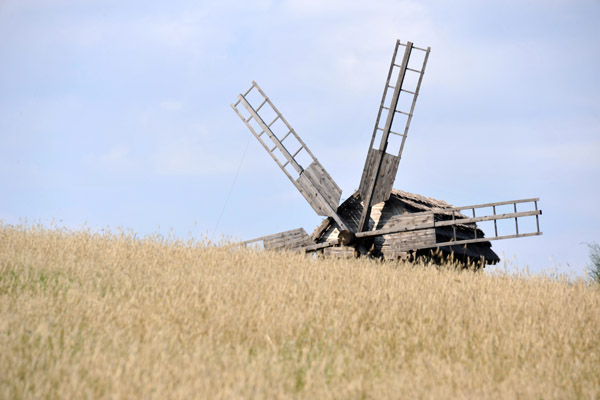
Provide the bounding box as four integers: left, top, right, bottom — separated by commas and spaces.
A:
514, 203, 519, 235
390, 130, 403, 136
268, 115, 279, 127
534, 201, 540, 233
412, 45, 428, 52
303, 240, 339, 252
280, 130, 292, 141
291, 146, 303, 158
452, 211, 457, 242
493, 205, 498, 237
396, 110, 411, 116
401, 89, 416, 95
255, 98, 268, 112
243, 85, 254, 97
388, 85, 396, 89
406, 67, 422, 73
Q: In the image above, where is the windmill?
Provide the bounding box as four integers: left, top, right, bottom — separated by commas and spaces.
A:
231, 40, 542, 267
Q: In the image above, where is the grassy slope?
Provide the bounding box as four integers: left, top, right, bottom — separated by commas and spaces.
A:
1, 224, 599, 399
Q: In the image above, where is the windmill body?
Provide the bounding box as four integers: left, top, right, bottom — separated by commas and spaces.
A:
231, 40, 542, 267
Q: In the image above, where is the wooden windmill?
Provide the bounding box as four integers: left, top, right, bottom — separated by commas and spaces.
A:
231, 40, 542, 266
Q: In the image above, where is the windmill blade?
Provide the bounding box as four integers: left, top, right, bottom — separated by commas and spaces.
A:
242, 228, 315, 251
231, 81, 349, 231
355, 198, 542, 252
357, 40, 431, 232
243, 228, 340, 253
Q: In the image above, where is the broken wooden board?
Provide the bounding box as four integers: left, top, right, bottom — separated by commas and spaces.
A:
243, 228, 314, 251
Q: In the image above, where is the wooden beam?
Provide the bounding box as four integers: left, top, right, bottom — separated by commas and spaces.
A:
302, 240, 339, 252
242, 228, 309, 245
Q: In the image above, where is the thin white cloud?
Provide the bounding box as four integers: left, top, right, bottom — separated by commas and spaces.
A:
520, 141, 600, 170
153, 143, 234, 176
95, 145, 138, 173
284, 0, 425, 18
88, 139, 235, 177
159, 101, 183, 112
272, 0, 437, 95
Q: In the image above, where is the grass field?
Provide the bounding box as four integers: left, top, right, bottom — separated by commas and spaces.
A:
1, 223, 599, 399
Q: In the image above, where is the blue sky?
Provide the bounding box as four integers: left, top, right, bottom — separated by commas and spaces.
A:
1, 0, 599, 276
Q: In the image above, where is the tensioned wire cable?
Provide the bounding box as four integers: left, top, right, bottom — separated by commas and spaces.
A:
212, 136, 252, 241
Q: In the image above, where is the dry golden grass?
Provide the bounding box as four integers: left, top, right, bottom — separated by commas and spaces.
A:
1, 223, 599, 399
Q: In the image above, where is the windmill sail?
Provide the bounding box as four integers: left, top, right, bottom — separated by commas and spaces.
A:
357, 41, 430, 232
242, 228, 315, 251
354, 198, 542, 252
231, 81, 349, 231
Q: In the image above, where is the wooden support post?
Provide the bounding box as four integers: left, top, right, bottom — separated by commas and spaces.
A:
493, 205, 498, 237
535, 200, 540, 233
514, 203, 519, 235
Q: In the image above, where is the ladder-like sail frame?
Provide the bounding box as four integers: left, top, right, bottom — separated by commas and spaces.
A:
231, 81, 349, 231
357, 40, 431, 232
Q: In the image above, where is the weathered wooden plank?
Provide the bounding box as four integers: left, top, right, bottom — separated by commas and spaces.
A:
358, 148, 377, 202
371, 152, 400, 205
358, 150, 400, 207
303, 161, 342, 211
303, 240, 338, 252
384, 231, 435, 244
262, 227, 314, 251
264, 232, 310, 246
375, 212, 436, 255
243, 228, 307, 245
383, 231, 434, 241
296, 170, 348, 230
243, 228, 315, 252
385, 212, 434, 227
296, 173, 330, 215
263, 235, 306, 245
323, 246, 356, 258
